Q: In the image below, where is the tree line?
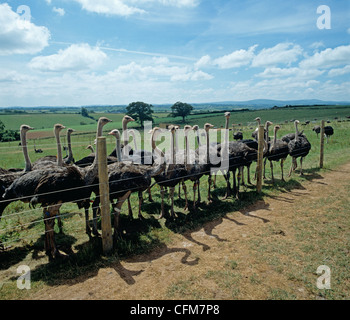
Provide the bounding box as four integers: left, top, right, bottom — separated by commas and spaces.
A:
126, 101, 194, 127
0, 120, 20, 142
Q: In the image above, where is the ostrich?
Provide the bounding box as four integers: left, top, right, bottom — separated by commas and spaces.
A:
193, 123, 216, 203
233, 131, 243, 140
63, 128, 75, 164
2, 123, 91, 259
266, 125, 289, 183
96, 128, 165, 237
313, 125, 334, 143
110, 127, 154, 218
107, 128, 162, 221
34, 140, 43, 153
217, 112, 258, 200
74, 144, 117, 168
252, 117, 262, 140
109, 115, 135, 159
0, 125, 34, 249
153, 126, 187, 219
182, 125, 208, 211
287, 120, 311, 177
262, 121, 273, 179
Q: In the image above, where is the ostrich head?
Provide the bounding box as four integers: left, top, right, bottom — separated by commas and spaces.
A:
204, 123, 214, 131
54, 123, 66, 134
265, 121, 273, 128
20, 124, 34, 133
99, 117, 112, 126
108, 129, 120, 139
123, 115, 135, 123
224, 112, 231, 118
168, 125, 176, 133
192, 125, 199, 131
67, 128, 75, 134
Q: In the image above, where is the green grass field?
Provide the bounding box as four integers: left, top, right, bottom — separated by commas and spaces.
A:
1, 105, 350, 299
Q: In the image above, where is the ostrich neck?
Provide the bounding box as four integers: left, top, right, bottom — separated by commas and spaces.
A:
55, 130, 63, 167
294, 122, 299, 140
116, 134, 122, 162
91, 120, 106, 168
172, 132, 176, 164
184, 132, 189, 168
122, 120, 129, 147
195, 130, 201, 147
151, 131, 164, 160
265, 123, 269, 142
67, 132, 74, 162
224, 117, 229, 143
273, 129, 277, 147
21, 129, 32, 172
206, 130, 210, 163
129, 130, 138, 151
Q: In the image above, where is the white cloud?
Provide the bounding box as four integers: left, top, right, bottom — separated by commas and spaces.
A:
195, 55, 211, 69
73, 0, 199, 16
73, 0, 146, 16
257, 67, 324, 79
0, 3, 50, 55
213, 45, 257, 69
53, 7, 65, 16
300, 45, 350, 69
28, 43, 107, 72
251, 43, 303, 68
157, 0, 199, 7
328, 65, 350, 77
107, 60, 212, 82
171, 70, 213, 81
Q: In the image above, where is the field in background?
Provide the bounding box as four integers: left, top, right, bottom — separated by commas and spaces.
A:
1, 105, 350, 299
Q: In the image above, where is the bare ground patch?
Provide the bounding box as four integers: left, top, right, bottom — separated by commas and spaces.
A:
26, 162, 350, 300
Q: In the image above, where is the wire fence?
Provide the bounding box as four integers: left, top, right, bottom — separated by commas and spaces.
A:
0, 122, 325, 253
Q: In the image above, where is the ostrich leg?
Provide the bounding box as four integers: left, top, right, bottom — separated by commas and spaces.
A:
112, 191, 132, 239
169, 187, 177, 218
192, 182, 197, 211
281, 159, 285, 182
138, 191, 145, 219
197, 179, 201, 204
270, 161, 275, 184
127, 196, 133, 219
44, 204, 61, 260
300, 157, 304, 175
148, 187, 154, 202
182, 181, 188, 211
158, 186, 165, 219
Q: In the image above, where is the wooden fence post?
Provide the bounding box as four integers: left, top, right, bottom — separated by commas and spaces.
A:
256, 125, 265, 193
97, 137, 113, 255
320, 120, 325, 168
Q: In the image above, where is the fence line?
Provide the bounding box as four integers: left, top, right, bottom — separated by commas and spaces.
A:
0, 120, 330, 253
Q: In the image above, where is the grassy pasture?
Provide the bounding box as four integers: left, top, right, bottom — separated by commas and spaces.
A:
1, 105, 350, 299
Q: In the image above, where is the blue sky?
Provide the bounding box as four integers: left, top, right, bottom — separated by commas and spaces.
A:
0, 0, 349, 106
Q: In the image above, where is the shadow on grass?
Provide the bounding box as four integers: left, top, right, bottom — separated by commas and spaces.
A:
0, 164, 332, 288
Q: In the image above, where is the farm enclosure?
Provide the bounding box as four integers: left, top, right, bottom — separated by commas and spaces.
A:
0, 105, 350, 300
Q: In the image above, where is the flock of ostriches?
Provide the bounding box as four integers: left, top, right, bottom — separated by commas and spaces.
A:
0, 112, 334, 260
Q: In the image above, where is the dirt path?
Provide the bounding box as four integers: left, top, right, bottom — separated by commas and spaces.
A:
31, 162, 350, 300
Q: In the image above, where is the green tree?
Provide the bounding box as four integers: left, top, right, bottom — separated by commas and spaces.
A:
126, 101, 154, 127
81, 107, 89, 118
170, 101, 193, 123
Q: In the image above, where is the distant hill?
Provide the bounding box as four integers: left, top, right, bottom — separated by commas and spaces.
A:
1, 99, 349, 113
